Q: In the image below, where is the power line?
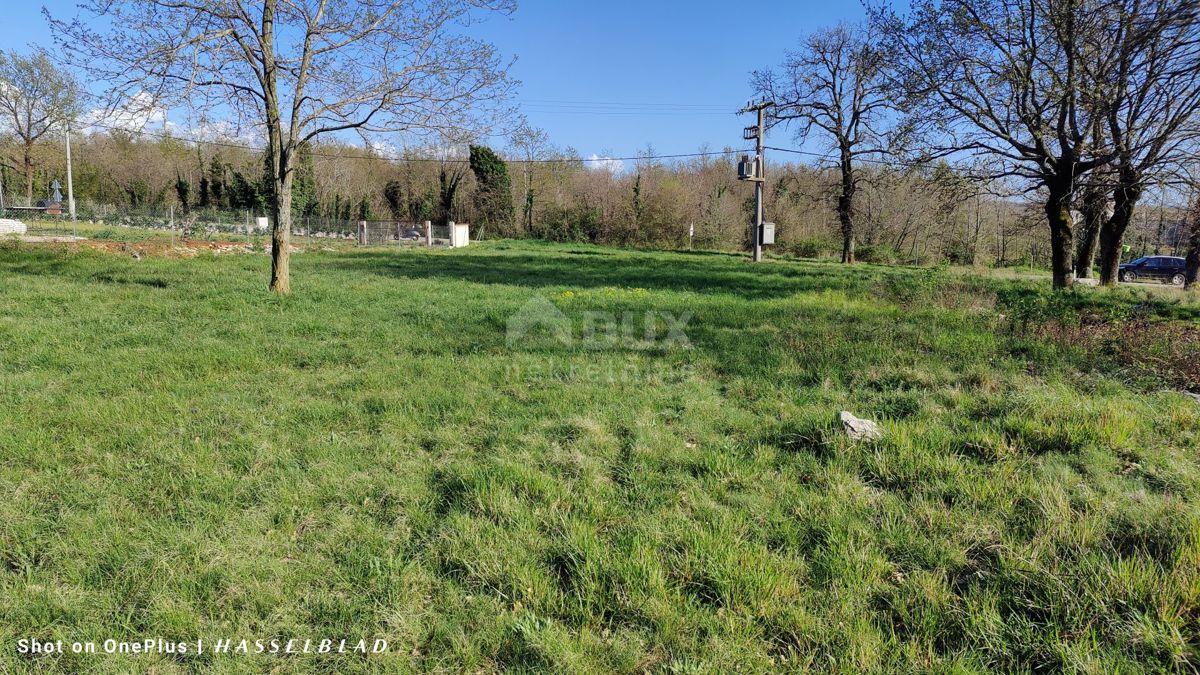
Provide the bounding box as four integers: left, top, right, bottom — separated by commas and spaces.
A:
765, 144, 1086, 194
766, 145, 997, 179
766, 145, 901, 167
79, 120, 751, 165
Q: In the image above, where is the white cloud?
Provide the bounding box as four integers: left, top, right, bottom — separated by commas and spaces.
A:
392, 144, 468, 161
183, 118, 262, 147
81, 92, 168, 133
586, 154, 625, 174
366, 138, 400, 157
78, 93, 263, 147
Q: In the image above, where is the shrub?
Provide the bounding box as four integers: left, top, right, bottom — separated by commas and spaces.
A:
529, 205, 600, 243
783, 239, 831, 259
941, 238, 977, 265
855, 244, 899, 265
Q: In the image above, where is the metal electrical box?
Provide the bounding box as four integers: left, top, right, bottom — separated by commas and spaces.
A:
762, 222, 775, 245
737, 156, 757, 180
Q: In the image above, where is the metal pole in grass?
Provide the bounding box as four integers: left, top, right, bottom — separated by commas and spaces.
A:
738, 99, 772, 263
65, 124, 76, 223
170, 205, 175, 247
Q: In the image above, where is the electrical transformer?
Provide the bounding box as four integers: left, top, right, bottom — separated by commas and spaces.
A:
737, 155, 757, 180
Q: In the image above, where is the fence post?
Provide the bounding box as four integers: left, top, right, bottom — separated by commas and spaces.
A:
425, 220, 432, 247
358, 220, 367, 246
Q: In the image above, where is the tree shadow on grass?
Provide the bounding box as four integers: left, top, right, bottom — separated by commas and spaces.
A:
0, 249, 74, 278
319, 248, 870, 301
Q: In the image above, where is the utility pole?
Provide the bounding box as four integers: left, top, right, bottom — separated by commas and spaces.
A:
65, 125, 76, 221
739, 100, 773, 262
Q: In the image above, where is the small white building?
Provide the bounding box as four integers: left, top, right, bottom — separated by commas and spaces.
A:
448, 221, 470, 248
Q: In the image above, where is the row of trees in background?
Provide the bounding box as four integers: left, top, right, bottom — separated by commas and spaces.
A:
6, 122, 1195, 267
2, 2, 1199, 292
754, 0, 1200, 288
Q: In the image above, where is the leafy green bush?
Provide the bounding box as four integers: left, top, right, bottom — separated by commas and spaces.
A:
855, 244, 899, 265
530, 205, 602, 243
940, 238, 977, 265
782, 239, 831, 259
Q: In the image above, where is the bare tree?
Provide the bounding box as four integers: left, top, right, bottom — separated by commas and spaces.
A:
50, 0, 514, 294
509, 124, 550, 235
0, 51, 82, 205
880, 0, 1116, 288
1092, 1, 1200, 286
753, 23, 897, 263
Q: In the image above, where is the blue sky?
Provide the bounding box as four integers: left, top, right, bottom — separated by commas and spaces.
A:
9, 1, 872, 159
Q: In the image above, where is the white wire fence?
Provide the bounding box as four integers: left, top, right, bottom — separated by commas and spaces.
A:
7, 201, 457, 248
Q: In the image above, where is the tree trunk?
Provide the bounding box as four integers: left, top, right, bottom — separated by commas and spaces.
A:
23, 143, 34, 206
270, 164, 293, 295
1186, 207, 1200, 290
1075, 117, 1105, 280
1044, 179, 1075, 289
1075, 219, 1101, 278
1153, 204, 1166, 255
839, 155, 855, 264
839, 195, 854, 263
522, 168, 533, 235
1075, 187, 1105, 279
263, 0, 291, 295
1098, 175, 1142, 287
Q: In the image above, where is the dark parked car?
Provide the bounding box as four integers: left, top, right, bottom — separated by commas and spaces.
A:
397, 225, 423, 241
1119, 256, 1187, 285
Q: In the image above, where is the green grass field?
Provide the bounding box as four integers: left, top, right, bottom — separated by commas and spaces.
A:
1, 239, 1198, 673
